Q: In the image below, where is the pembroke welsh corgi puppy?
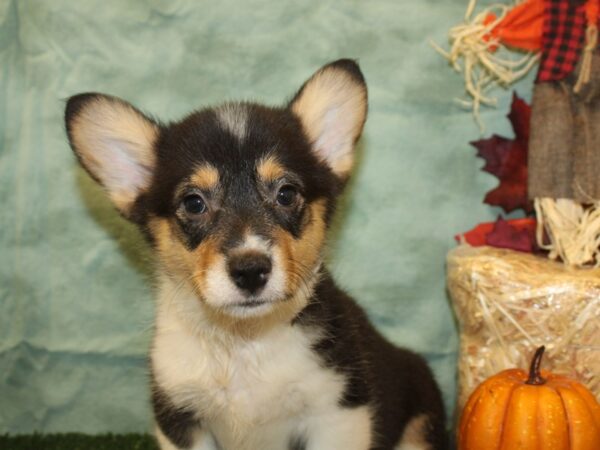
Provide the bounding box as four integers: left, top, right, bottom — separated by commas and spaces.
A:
65, 59, 448, 450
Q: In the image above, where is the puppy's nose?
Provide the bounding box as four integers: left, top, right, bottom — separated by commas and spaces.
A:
227, 253, 272, 294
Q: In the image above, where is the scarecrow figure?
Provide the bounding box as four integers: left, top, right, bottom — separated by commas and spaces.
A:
435, 0, 600, 266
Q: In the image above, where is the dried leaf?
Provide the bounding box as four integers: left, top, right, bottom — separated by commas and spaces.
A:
485, 216, 535, 253
457, 218, 537, 253
471, 93, 533, 214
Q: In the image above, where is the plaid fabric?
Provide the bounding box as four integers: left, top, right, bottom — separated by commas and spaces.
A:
537, 0, 587, 82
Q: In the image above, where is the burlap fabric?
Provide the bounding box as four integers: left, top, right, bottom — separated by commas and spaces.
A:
529, 52, 600, 201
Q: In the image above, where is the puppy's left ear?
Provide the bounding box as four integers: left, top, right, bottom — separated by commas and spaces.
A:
289, 59, 367, 178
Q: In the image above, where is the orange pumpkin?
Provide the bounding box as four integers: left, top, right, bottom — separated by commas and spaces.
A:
458, 346, 600, 450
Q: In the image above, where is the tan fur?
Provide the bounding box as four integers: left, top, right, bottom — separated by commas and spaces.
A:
276, 199, 327, 295
70, 96, 158, 213
189, 164, 220, 191
292, 199, 327, 271
155, 165, 220, 288
396, 415, 432, 450
148, 218, 192, 279
256, 156, 285, 183
191, 239, 221, 296
291, 66, 367, 176
149, 197, 327, 304
147, 214, 322, 339
149, 217, 220, 295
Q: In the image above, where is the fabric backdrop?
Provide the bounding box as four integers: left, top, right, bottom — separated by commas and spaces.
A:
0, 0, 533, 434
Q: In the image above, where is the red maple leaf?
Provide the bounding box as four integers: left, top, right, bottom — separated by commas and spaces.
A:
457, 217, 537, 253
485, 216, 536, 253
471, 93, 533, 214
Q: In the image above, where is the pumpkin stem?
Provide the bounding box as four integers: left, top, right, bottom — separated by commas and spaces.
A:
526, 346, 547, 385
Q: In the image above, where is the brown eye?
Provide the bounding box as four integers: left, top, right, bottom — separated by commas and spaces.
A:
276, 185, 298, 207
183, 194, 207, 216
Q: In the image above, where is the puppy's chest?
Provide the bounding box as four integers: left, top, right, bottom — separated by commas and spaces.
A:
152, 314, 346, 434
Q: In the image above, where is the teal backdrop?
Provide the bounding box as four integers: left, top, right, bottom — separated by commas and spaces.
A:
0, 0, 533, 434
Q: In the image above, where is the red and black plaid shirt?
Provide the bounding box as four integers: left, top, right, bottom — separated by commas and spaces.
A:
537, 0, 589, 82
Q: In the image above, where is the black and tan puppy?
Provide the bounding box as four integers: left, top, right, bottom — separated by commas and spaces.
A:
65, 60, 448, 450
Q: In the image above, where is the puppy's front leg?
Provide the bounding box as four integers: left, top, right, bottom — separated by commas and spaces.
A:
156, 426, 218, 450
153, 389, 217, 450
305, 406, 373, 450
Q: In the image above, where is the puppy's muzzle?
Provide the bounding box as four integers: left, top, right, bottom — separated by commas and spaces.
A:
227, 252, 272, 295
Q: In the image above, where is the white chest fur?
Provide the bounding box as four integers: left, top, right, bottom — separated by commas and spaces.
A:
151, 280, 372, 450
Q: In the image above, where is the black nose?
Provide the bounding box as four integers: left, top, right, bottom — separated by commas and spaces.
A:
227, 253, 272, 294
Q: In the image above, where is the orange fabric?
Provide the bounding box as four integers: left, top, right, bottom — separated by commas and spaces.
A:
489, 0, 545, 51
585, 0, 600, 25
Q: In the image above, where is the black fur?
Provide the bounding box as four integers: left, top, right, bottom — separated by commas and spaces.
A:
139, 103, 341, 252
288, 433, 307, 450
151, 382, 200, 449
295, 272, 449, 450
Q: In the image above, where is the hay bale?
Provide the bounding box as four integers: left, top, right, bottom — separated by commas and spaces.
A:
447, 245, 600, 409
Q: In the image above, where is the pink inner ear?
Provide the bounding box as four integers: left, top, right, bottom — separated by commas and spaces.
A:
290, 67, 366, 176
99, 137, 153, 197
313, 106, 355, 171
67, 93, 158, 214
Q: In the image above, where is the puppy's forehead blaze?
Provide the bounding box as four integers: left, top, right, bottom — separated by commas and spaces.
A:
257, 156, 285, 183
189, 164, 220, 190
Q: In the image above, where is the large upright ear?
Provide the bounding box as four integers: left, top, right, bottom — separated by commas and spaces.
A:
65, 93, 159, 217
289, 59, 367, 178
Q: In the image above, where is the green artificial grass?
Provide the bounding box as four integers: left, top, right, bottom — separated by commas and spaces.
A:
0, 433, 158, 450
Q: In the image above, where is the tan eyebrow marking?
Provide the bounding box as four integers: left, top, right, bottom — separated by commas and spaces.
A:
190, 164, 220, 190
257, 155, 285, 183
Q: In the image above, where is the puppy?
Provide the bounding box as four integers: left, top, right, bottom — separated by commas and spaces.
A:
65, 59, 448, 450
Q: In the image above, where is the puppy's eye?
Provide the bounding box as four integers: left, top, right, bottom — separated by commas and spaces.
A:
276, 185, 298, 207
183, 194, 207, 216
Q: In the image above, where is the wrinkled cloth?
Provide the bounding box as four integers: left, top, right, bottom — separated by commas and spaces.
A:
0, 0, 496, 435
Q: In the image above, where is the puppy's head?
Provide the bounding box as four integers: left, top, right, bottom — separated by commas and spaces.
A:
65, 59, 367, 321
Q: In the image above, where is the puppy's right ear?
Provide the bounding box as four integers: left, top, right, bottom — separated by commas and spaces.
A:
65, 93, 159, 218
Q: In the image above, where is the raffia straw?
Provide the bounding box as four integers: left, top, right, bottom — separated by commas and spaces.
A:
465, 0, 478, 21
575, 24, 599, 93
447, 245, 600, 410
430, 0, 540, 131
535, 198, 600, 267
